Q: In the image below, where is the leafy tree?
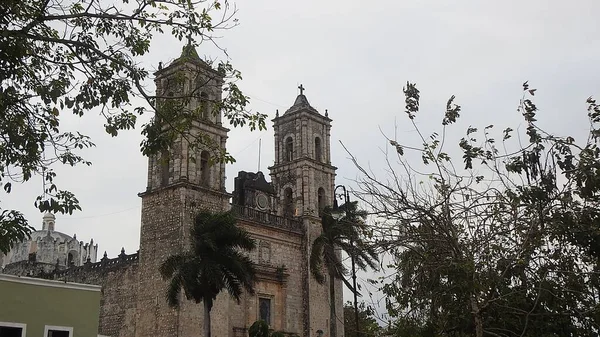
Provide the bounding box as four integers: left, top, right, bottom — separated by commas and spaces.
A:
347, 82, 600, 336
344, 301, 382, 337
249, 320, 271, 337
0, 0, 266, 253
159, 210, 257, 337
310, 205, 379, 337
248, 320, 295, 337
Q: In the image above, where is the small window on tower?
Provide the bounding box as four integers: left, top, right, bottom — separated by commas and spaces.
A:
318, 188, 325, 215
315, 137, 322, 162
285, 137, 294, 161
200, 151, 210, 186
160, 151, 170, 187
283, 188, 293, 217
200, 92, 209, 120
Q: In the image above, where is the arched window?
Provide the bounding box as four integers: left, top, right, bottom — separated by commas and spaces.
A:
285, 137, 294, 161
284, 188, 293, 217
318, 188, 325, 215
200, 92, 209, 120
68, 252, 74, 266
200, 151, 210, 186
160, 151, 170, 187
315, 137, 322, 162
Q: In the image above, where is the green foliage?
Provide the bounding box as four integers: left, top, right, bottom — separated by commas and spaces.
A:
249, 320, 270, 337
0, 0, 267, 253
349, 82, 600, 336
310, 205, 378, 290
0, 210, 32, 254
159, 210, 257, 309
343, 301, 382, 337
248, 320, 294, 337
310, 204, 379, 337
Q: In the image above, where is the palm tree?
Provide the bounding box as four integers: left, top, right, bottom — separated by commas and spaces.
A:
310, 202, 378, 337
159, 210, 257, 337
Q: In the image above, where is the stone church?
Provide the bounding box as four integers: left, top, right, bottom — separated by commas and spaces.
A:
1, 44, 343, 337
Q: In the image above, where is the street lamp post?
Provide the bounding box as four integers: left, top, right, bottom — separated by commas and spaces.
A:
333, 185, 360, 337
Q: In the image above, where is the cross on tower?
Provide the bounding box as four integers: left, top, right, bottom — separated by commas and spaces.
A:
298, 84, 305, 95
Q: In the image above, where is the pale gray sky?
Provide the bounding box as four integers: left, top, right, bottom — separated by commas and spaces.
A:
4, 0, 600, 321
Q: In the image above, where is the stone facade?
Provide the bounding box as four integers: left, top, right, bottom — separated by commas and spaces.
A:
1, 45, 344, 337
268, 92, 343, 337
54, 251, 139, 337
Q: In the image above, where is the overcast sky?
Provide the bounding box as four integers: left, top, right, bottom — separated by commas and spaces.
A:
4, 0, 600, 321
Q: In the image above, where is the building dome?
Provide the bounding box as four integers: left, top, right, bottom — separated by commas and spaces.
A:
1, 213, 99, 271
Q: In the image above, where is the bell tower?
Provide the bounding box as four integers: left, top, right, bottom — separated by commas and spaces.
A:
135, 43, 231, 337
269, 85, 341, 337
269, 85, 337, 218
145, 44, 228, 193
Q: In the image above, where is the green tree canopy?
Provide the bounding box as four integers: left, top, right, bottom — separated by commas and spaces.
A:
348, 82, 600, 336
0, 0, 266, 253
344, 301, 382, 337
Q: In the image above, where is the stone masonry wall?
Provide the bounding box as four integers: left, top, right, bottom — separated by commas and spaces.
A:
2, 260, 56, 276
136, 184, 230, 337
238, 218, 304, 335
53, 254, 139, 337
175, 209, 305, 337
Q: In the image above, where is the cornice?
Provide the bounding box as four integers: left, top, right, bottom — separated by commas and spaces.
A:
0, 274, 101, 292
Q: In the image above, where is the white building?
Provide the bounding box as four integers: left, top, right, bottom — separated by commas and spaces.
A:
1, 212, 98, 270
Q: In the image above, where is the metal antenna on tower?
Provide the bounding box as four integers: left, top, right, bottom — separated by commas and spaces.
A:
258, 138, 262, 172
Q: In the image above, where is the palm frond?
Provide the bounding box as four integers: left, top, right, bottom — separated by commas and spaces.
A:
159, 253, 190, 279
215, 249, 257, 298
161, 209, 259, 310
166, 274, 182, 308
341, 275, 360, 296
323, 245, 346, 279
221, 268, 244, 302
311, 203, 380, 289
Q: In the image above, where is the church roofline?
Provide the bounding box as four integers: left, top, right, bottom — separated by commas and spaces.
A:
234, 170, 276, 194
275, 84, 332, 121
138, 180, 233, 199
272, 107, 332, 124
231, 204, 304, 235
268, 159, 338, 172
154, 43, 225, 80
155, 58, 225, 80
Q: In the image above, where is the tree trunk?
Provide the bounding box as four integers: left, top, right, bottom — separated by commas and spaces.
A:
329, 270, 337, 337
204, 300, 212, 337
470, 296, 483, 337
